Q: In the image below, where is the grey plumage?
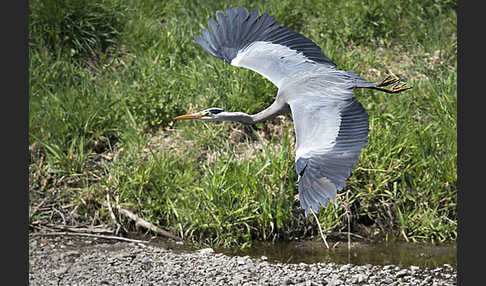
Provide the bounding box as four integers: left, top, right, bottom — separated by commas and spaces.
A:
294, 98, 368, 215
180, 7, 411, 217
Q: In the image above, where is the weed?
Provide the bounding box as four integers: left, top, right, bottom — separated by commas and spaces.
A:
29, 0, 126, 58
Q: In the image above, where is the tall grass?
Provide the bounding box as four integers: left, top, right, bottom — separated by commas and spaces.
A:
29, 0, 457, 247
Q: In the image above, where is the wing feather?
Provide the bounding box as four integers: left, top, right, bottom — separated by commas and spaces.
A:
232, 8, 247, 47
239, 10, 259, 42
266, 30, 300, 43
208, 18, 223, 47
289, 93, 369, 216
194, 35, 217, 58
226, 7, 237, 38
201, 29, 216, 51
215, 11, 228, 46
193, 7, 336, 87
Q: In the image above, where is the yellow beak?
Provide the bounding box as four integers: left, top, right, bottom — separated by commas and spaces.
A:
173, 113, 204, 120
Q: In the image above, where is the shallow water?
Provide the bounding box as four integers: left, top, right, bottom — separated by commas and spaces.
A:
134, 232, 456, 269
215, 240, 456, 268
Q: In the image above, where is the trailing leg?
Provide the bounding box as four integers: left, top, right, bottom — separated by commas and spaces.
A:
370, 74, 413, 94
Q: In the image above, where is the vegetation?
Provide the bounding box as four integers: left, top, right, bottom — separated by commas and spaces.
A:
29, 0, 457, 248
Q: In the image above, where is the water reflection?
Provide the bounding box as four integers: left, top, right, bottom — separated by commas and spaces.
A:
216, 240, 456, 268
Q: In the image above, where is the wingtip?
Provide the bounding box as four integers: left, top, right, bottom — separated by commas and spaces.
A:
207, 18, 219, 33
236, 7, 249, 17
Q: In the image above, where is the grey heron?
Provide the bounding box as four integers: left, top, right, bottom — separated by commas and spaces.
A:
175, 7, 411, 218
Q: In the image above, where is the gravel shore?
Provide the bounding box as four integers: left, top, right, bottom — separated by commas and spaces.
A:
29, 235, 456, 286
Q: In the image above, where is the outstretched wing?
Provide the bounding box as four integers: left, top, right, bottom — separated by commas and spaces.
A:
288, 85, 369, 216
194, 7, 336, 88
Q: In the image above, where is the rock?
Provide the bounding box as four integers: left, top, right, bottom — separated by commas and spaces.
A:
396, 269, 408, 278
410, 265, 420, 272
327, 277, 343, 286
281, 279, 292, 286
63, 250, 80, 257
198, 248, 214, 255
114, 251, 134, 259
326, 274, 343, 286
237, 256, 249, 265
54, 266, 69, 276
339, 264, 353, 271
356, 273, 367, 283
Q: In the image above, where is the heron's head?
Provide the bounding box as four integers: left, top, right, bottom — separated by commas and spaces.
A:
174, 107, 226, 121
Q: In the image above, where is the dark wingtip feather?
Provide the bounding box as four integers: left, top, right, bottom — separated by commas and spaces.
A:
299, 172, 335, 217
236, 7, 249, 19
194, 33, 217, 58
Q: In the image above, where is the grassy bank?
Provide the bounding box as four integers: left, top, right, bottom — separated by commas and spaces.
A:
29, 0, 457, 247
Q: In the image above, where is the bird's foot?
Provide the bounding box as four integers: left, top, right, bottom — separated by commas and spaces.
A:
374, 75, 412, 94
377, 74, 399, 87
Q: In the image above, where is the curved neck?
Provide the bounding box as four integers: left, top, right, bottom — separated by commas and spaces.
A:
217, 112, 254, 125
216, 100, 289, 125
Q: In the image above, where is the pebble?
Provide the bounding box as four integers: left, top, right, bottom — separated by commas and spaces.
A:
410, 265, 420, 272
53, 266, 69, 276
396, 269, 408, 277
237, 256, 248, 265
29, 236, 457, 286
339, 264, 353, 271
356, 273, 367, 283
198, 248, 214, 255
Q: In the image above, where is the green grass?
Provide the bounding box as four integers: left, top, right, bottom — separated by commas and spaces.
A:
29, 0, 457, 247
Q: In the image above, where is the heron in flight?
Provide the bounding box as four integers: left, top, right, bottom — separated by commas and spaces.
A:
175, 7, 410, 219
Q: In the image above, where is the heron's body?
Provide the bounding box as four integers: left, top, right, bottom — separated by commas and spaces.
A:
175, 7, 410, 217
